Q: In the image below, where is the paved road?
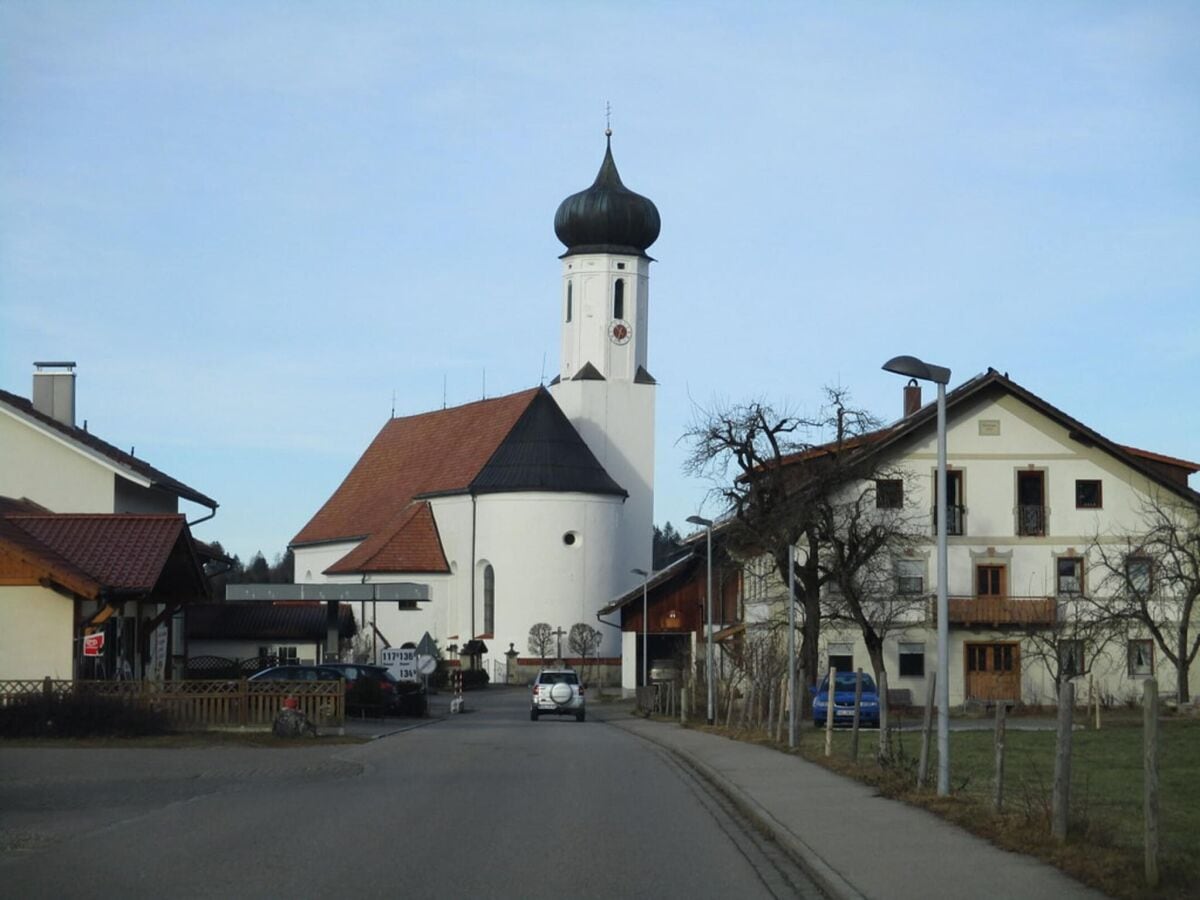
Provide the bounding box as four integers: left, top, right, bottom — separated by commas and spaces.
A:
0, 688, 820, 898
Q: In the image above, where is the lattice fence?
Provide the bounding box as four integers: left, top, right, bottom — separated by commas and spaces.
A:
0, 679, 344, 730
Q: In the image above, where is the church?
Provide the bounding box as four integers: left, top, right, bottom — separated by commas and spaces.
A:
290, 133, 660, 685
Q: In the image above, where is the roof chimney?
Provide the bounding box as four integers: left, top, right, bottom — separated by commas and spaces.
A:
903, 378, 922, 417
32, 361, 77, 427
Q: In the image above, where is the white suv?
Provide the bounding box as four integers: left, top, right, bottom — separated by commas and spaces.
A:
530, 668, 585, 722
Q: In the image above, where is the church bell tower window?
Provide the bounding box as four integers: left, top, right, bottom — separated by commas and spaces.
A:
483, 564, 495, 634
613, 278, 625, 320
566, 282, 573, 323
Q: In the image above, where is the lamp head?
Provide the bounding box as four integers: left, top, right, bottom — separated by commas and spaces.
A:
686, 515, 713, 528
882, 355, 951, 385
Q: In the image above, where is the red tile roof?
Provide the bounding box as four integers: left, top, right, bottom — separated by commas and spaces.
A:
292, 388, 541, 546
4, 514, 187, 591
324, 502, 450, 575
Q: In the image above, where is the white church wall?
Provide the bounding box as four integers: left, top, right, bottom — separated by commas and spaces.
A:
292, 541, 360, 585
551, 379, 654, 590
474, 491, 625, 662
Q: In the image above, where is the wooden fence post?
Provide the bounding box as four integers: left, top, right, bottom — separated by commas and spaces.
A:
824, 666, 836, 758
850, 668, 862, 762
877, 669, 890, 760
1051, 680, 1075, 842
42, 676, 53, 704
992, 700, 1006, 813
917, 671, 936, 790
1144, 678, 1159, 887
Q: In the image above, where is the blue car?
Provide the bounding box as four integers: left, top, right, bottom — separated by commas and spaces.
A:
812, 671, 880, 727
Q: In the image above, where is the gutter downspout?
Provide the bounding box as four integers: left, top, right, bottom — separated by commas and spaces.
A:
470, 493, 477, 641
187, 503, 218, 528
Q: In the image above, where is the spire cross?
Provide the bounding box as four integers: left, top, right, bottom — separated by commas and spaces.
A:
605, 101, 612, 137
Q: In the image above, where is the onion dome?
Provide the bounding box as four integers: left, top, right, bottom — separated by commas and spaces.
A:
554, 133, 660, 257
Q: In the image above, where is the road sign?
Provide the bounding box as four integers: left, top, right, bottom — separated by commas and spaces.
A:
417, 654, 437, 676
83, 632, 105, 657
381, 647, 419, 682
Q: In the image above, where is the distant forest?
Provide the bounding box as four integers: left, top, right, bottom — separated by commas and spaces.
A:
204, 543, 293, 598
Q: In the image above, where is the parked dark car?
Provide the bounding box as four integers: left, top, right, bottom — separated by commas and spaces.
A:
247, 665, 343, 683
320, 663, 427, 717
811, 671, 880, 727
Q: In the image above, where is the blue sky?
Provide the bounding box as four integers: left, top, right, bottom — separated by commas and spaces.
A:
2, 2, 1198, 562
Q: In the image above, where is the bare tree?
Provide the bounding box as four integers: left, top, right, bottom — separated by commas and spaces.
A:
1088, 491, 1200, 702
528, 622, 554, 666
685, 387, 921, 699
568, 622, 603, 683
1009, 593, 1121, 698
817, 471, 928, 685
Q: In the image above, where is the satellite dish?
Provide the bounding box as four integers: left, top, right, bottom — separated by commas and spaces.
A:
417, 654, 437, 676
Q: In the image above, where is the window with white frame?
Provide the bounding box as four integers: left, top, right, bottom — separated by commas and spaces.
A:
1128, 639, 1154, 677
278, 646, 299, 664
896, 559, 925, 595
898, 642, 925, 677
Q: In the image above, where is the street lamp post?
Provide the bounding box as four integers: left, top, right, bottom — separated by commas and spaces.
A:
687, 515, 715, 725
788, 541, 799, 748
632, 568, 650, 687
883, 355, 951, 796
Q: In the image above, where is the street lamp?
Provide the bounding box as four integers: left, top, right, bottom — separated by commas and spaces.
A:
632, 568, 650, 687
687, 515, 715, 725
883, 354, 951, 796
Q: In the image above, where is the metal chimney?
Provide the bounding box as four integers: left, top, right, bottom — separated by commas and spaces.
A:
903, 378, 922, 417
32, 361, 77, 427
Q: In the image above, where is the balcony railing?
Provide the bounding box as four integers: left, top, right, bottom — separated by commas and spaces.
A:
1017, 504, 1047, 536
931, 504, 965, 536
940, 595, 1057, 628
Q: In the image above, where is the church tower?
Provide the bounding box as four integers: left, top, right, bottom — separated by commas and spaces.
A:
550, 131, 659, 581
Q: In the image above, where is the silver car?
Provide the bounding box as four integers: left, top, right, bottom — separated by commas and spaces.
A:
530, 668, 585, 721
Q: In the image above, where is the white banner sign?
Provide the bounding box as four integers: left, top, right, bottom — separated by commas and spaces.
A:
381, 647, 419, 682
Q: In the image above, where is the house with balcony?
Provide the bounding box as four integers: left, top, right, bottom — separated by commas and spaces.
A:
743, 368, 1199, 709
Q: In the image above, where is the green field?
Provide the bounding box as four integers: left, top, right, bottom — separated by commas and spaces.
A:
791, 716, 1200, 898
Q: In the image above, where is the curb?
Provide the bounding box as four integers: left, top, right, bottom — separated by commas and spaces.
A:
608, 717, 865, 900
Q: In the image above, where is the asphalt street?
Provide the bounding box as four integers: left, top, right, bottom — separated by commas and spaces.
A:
0, 688, 821, 899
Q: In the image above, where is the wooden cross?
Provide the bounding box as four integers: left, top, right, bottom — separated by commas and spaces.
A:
553, 626, 567, 660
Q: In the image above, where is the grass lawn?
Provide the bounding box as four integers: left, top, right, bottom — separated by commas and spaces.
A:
795, 716, 1200, 899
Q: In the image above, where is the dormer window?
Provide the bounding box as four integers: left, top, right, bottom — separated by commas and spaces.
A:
613, 279, 625, 320
566, 282, 573, 323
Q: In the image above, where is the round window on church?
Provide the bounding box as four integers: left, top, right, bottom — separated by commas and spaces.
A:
563, 531, 580, 547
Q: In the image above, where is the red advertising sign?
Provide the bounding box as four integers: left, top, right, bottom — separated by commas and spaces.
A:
83, 632, 105, 657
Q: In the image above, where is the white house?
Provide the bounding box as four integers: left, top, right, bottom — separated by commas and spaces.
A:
0, 362, 217, 680
742, 368, 1200, 709
290, 134, 660, 683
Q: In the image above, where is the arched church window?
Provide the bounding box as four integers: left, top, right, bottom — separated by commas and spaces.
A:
566, 282, 573, 323
613, 279, 625, 320
483, 564, 495, 634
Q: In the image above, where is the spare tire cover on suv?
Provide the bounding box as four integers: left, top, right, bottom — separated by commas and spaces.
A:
549, 682, 574, 705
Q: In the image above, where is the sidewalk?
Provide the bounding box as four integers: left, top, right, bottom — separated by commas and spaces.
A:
599, 705, 1106, 900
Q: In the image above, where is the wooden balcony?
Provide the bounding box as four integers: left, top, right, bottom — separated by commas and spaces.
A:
942, 595, 1057, 628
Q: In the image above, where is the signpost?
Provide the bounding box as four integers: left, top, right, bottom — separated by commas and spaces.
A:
382, 647, 419, 683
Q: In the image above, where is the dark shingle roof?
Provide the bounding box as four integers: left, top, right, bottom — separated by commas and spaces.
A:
186, 603, 357, 641
0, 388, 217, 510
469, 389, 626, 497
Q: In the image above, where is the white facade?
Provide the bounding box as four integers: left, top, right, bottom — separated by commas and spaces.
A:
0, 587, 75, 679
743, 378, 1200, 708
551, 248, 655, 596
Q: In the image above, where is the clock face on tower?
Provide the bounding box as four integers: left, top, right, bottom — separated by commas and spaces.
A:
608, 319, 632, 345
